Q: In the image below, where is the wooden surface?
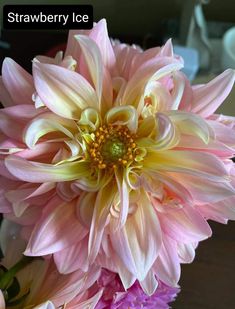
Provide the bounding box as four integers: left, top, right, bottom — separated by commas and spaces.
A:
173, 221, 235, 309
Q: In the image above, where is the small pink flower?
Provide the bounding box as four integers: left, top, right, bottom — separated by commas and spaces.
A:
95, 269, 179, 309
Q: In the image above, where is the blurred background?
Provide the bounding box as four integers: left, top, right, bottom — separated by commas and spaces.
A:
0, 1, 235, 308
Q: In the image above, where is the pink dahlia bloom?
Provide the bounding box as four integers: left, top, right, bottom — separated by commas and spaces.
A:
95, 269, 179, 309
0, 19, 235, 294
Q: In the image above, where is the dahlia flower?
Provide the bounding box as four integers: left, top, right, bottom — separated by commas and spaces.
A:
95, 269, 179, 309
0, 220, 102, 309
0, 19, 235, 295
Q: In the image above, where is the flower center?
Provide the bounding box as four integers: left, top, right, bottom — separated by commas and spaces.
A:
88, 124, 137, 169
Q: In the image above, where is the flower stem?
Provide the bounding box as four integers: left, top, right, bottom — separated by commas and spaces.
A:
0, 256, 34, 290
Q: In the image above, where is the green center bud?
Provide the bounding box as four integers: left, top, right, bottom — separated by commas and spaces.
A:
101, 138, 126, 162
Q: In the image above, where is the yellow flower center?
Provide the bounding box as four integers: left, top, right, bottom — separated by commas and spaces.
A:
88, 124, 137, 169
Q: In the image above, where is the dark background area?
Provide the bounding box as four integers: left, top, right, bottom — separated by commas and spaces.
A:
1, 1, 235, 308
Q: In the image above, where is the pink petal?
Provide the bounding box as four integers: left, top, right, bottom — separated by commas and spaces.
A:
168, 110, 212, 144
33, 62, 98, 119
154, 235, 180, 286
17, 142, 63, 161
25, 197, 87, 255
191, 69, 235, 117
110, 193, 162, 281
0, 290, 6, 309
33, 301, 55, 309
169, 172, 235, 204
105, 105, 138, 132
129, 47, 160, 78
177, 242, 197, 263
176, 135, 234, 158
153, 172, 193, 204
122, 57, 183, 108
207, 119, 235, 148
170, 71, 185, 110
77, 191, 96, 227
88, 182, 116, 263
2, 58, 34, 105
155, 113, 178, 150
114, 44, 140, 80
159, 205, 212, 243
0, 77, 14, 107
113, 254, 136, 290
89, 19, 117, 75
75, 35, 103, 104
178, 74, 193, 111
160, 39, 174, 57
144, 150, 229, 182
68, 288, 103, 309
0, 104, 42, 141
139, 270, 158, 295
114, 170, 129, 228
56, 182, 78, 202
54, 236, 89, 274
65, 29, 91, 60
24, 112, 77, 148
197, 196, 235, 224
40, 263, 100, 306
6, 182, 55, 217
0, 177, 21, 212
0, 159, 19, 180
5, 155, 90, 183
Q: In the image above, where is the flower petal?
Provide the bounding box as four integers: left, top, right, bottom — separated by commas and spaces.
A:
158, 205, 212, 243
144, 150, 229, 182
0, 104, 42, 141
88, 181, 117, 263
54, 236, 89, 274
139, 270, 158, 296
0, 290, 5, 309
65, 29, 91, 61
78, 107, 101, 131
154, 235, 180, 287
25, 197, 87, 255
168, 172, 235, 204
170, 71, 185, 110
33, 61, 98, 119
0, 77, 13, 107
24, 112, 77, 148
75, 35, 103, 104
89, 19, 117, 75
105, 105, 138, 132
154, 113, 179, 150
122, 57, 183, 107
2, 58, 34, 105
33, 301, 55, 309
177, 242, 197, 264
197, 196, 235, 224
168, 110, 212, 144
110, 192, 162, 281
191, 69, 235, 117
5, 155, 90, 183
114, 169, 129, 228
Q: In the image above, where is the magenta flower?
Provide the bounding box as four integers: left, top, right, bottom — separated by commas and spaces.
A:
95, 269, 179, 309
0, 19, 235, 296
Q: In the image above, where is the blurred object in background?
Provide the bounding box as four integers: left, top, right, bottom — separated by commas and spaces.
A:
174, 45, 199, 80
222, 27, 235, 70
179, 0, 212, 70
